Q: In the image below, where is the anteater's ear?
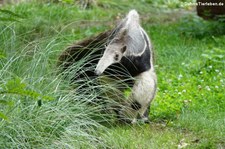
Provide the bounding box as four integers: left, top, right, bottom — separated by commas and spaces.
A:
121, 28, 128, 36
117, 28, 128, 41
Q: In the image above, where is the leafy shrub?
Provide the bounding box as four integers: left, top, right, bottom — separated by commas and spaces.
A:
179, 14, 225, 39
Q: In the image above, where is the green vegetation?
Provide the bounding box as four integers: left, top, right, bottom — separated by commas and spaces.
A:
0, 0, 224, 148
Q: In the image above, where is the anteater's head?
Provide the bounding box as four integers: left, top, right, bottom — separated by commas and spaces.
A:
94, 28, 127, 75
95, 9, 146, 76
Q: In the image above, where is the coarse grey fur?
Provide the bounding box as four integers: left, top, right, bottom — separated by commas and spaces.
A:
95, 9, 157, 123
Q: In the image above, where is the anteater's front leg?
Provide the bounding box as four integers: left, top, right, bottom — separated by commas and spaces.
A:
129, 70, 157, 123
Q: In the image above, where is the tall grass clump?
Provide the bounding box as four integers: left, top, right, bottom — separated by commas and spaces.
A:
0, 33, 100, 149
0, 3, 122, 148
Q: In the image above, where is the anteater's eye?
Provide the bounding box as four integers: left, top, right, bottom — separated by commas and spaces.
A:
115, 54, 119, 61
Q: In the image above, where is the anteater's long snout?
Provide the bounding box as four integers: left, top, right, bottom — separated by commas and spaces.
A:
94, 69, 102, 76
95, 54, 115, 76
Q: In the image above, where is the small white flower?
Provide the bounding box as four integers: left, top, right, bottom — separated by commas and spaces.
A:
178, 92, 182, 95
167, 79, 172, 83
182, 89, 186, 93
200, 71, 203, 74
215, 86, 219, 89
215, 69, 219, 73
208, 65, 212, 69
218, 72, 222, 76
205, 86, 211, 91
220, 79, 224, 83
182, 62, 185, 65
178, 74, 183, 80
198, 85, 202, 89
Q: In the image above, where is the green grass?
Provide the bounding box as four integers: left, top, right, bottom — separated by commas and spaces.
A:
0, 0, 225, 148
